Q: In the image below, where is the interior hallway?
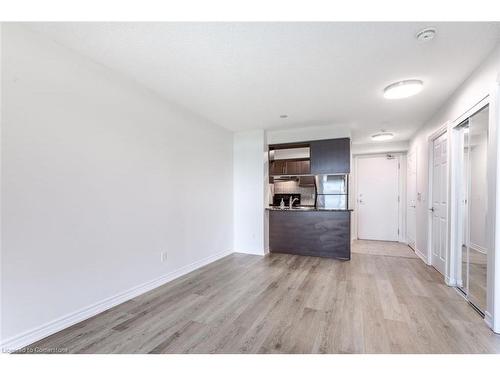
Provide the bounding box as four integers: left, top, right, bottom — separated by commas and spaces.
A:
20, 241, 500, 354
352, 240, 418, 259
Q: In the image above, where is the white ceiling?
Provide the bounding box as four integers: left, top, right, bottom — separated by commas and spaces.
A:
27, 22, 500, 143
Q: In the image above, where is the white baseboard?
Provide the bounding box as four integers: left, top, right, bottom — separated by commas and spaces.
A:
1, 249, 233, 353
470, 242, 487, 254
484, 311, 494, 331
445, 275, 457, 286
234, 249, 266, 256
414, 248, 430, 265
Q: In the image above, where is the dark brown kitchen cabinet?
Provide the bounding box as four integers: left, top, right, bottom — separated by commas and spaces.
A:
298, 176, 315, 187
310, 138, 350, 174
298, 160, 311, 174
269, 159, 310, 175
269, 138, 350, 176
284, 160, 299, 175
270, 160, 287, 175
285, 160, 310, 175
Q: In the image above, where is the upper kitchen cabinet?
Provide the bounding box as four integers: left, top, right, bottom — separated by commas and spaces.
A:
268, 144, 311, 176
310, 138, 350, 174
268, 138, 350, 176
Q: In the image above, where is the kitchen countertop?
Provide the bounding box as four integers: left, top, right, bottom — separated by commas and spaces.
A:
266, 206, 353, 212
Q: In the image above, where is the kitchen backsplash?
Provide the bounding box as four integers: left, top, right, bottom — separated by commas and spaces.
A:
273, 180, 315, 206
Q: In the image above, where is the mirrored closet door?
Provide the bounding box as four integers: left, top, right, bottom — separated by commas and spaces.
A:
456, 104, 489, 314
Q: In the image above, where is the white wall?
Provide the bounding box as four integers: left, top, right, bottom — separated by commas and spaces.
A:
1, 24, 234, 347
408, 43, 500, 330
469, 138, 488, 251
266, 124, 350, 144
233, 130, 266, 255
351, 141, 409, 155
409, 45, 500, 260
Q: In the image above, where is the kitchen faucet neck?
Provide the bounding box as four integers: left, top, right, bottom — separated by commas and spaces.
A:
289, 197, 299, 209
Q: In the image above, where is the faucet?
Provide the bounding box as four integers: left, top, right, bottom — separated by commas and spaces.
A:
289, 196, 299, 209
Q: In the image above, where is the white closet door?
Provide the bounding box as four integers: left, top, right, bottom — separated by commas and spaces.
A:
431, 132, 448, 275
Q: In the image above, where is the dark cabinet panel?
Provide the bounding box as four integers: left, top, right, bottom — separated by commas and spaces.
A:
285, 160, 310, 175
269, 210, 351, 260
270, 160, 287, 175
298, 176, 315, 187
284, 160, 299, 175
298, 160, 310, 174
269, 138, 350, 176
270, 159, 310, 176
310, 138, 350, 174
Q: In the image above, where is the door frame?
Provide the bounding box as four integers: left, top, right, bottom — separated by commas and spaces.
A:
427, 125, 450, 277
354, 153, 406, 243
406, 147, 417, 252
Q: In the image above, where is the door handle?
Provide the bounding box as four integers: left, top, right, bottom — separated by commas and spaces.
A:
429, 207, 435, 212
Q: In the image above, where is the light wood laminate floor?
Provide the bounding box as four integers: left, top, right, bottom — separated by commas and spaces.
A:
352, 239, 418, 259
461, 245, 487, 313
21, 249, 500, 354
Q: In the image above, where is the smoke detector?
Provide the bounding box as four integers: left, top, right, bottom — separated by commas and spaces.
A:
416, 27, 436, 42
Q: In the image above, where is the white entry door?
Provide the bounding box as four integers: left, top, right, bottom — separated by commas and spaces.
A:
431, 132, 448, 275
407, 149, 417, 250
357, 155, 399, 241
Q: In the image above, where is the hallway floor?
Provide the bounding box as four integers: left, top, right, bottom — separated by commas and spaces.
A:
21, 243, 500, 354
352, 239, 418, 259
460, 245, 488, 313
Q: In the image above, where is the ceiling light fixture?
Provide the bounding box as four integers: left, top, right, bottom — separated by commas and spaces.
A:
372, 131, 394, 142
280, 114, 288, 119
383, 79, 423, 99
416, 27, 436, 42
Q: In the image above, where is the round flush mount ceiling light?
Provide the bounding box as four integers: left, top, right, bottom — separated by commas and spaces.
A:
372, 131, 394, 142
383, 79, 423, 99
416, 27, 436, 42
279, 114, 288, 119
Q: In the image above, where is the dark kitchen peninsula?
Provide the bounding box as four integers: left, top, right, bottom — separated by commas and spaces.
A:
267, 138, 352, 260
267, 209, 351, 260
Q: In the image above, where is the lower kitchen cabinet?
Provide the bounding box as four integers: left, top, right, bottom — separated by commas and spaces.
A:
268, 210, 351, 260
